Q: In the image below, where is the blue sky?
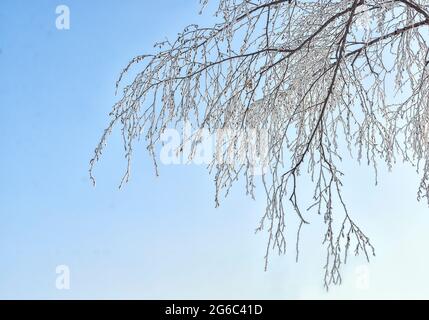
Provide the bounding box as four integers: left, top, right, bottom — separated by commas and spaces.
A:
1, 0, 429, 299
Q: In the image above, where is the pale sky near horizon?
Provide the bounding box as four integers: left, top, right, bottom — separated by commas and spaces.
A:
1, 0, 429, 299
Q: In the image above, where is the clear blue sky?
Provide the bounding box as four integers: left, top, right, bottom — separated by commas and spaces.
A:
1, 0, 429, 299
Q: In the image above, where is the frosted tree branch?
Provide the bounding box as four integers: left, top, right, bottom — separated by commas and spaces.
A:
90, 0, 429, 289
